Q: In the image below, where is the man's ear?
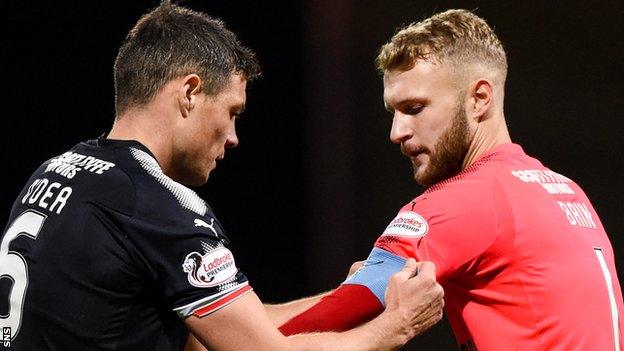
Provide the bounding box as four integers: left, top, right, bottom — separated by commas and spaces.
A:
469, 78, 493, 122
178, 74, 203, 118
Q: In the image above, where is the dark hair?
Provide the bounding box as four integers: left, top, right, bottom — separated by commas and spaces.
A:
113, 1, 261, 115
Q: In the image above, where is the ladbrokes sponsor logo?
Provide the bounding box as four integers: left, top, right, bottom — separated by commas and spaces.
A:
182, 247, 237, 288
382, 211, 429, 238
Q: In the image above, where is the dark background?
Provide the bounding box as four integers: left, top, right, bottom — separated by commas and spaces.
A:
1, 1, 622, 349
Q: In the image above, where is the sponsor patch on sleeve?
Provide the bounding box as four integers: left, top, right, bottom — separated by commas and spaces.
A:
175, 242, 252, 318
182, 245, 238, 288
382, 211, 429, 238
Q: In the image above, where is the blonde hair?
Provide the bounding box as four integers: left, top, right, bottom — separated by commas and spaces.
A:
376, 9, 507, 83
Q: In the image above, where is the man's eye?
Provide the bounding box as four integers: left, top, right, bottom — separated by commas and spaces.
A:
405, 106, 423, 115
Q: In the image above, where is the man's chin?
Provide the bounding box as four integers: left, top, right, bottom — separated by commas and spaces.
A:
179, 176, 208, 187
413, 175, 429, 187
412, 168, 429, 187
197, 169, 212, 185
176, 169, 211, 187
412, 166, 440, 188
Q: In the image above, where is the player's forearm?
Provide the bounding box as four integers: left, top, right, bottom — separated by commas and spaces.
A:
187, 292, 406, 351
287, 311, 407, 351
264, 291, 331, 326
187, 260, 443, 351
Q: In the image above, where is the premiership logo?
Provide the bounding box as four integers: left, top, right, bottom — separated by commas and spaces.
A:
182, 246, 237, 288
382, 211, 429, 238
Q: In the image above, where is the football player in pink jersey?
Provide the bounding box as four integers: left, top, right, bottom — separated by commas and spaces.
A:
280, 9, 623, 351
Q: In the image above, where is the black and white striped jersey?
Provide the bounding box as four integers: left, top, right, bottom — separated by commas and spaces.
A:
0, 138, 251, 350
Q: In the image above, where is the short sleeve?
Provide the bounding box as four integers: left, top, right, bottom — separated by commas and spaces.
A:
110, 145, 254, 319
116, 209, 252, 319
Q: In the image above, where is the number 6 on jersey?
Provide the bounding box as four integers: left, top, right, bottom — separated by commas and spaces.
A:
0, 210, 47, 340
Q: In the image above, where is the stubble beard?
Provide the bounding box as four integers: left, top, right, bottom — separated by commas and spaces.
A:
413, 99, 471, 188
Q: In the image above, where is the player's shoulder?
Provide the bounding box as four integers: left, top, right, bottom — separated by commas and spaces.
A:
94, 139, 214, 228
411, 144, 529, 214
35, 138, 211, 224
23, 139, 136, 214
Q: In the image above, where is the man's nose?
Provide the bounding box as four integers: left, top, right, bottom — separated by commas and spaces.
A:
390, 114, 413, 145
225, 123, 239, 148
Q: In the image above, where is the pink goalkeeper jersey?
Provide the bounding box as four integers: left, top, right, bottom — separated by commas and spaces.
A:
375, 143, 623, 350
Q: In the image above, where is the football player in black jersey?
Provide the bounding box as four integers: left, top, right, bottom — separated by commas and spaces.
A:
0, 2, 443, 350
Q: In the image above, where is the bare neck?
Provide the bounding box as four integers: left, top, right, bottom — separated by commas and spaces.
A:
462, 112, 512, 169
108, 107, 173, 172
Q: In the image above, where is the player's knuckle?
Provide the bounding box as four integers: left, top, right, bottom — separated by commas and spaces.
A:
434, 283, 444, 297
421, 273, 436, 286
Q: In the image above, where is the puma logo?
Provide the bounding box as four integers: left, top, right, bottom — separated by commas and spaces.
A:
195, 218, 217, 236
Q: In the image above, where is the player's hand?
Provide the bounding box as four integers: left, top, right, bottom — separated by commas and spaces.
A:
346, 260, 365, 278
384, 259, 444, 342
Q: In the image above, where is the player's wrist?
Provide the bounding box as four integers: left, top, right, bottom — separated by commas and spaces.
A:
370, 309, 411, 349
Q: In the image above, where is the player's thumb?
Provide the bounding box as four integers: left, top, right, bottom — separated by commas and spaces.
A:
415, 261, 436, 281
397, 258, 419, 280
